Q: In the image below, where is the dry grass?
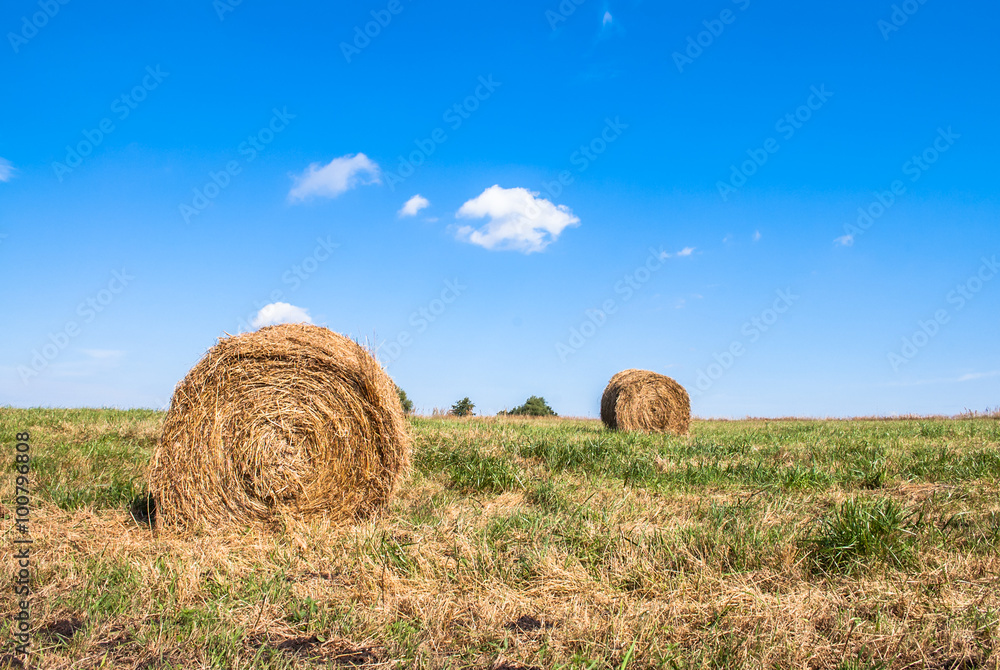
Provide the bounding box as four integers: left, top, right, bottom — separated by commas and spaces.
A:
1, 410, 999, 669
149, 324, 410, 530
601, 370, 691, 435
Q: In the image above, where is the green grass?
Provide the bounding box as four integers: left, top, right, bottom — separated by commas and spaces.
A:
417, 439, 525, 492
804, 497, 918, 574
1, 408, 998, 669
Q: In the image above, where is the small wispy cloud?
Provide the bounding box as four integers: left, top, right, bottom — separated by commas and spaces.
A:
597, 9, 624, 40
882, 370, 1000, 387
661, 246, 696, 259
251, 302, 313, 328
753, 230, 762, 242
0, 157, 15, 183
957, 370, 1000, 382
835, 234, 855, 247
399, 194, 430, 217
288, 153, 381, 202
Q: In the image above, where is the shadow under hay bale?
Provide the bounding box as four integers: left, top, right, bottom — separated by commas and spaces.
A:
600, 369, 691, 435
148, 324, 410, 530
128, 493, 156, 526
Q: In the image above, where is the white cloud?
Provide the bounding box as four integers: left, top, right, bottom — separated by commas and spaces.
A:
661, 246, 696, 259
834, 234, 855, 247
251, 302, 313, 329
603, 11, 613, 25
753, 230, 762, 242
0, 158, 15, 182
455, 185, 580, 253
399, 194, 430, 217
288, 153, 380, 202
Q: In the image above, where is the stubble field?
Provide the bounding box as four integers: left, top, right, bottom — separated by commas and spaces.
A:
1, 408, 999, 669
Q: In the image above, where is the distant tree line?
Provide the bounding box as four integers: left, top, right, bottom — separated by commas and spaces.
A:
396, 389, 557, 418
499, 395, 557, 417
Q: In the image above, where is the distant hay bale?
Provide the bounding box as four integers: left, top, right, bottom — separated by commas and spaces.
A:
149, 323, 410, 530
600, 369, 690, 435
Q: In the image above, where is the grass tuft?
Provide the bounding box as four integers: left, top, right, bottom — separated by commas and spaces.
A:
805, 497, 917, 574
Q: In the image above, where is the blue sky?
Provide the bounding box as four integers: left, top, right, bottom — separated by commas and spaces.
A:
1, 0, 997, 417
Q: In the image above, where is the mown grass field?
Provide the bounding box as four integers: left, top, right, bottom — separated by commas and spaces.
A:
2, 408, 999, 669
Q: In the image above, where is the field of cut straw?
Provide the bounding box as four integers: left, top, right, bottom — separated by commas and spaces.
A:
2, 408, 999, 669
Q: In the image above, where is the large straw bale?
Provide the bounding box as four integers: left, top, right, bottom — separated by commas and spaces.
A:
149, 323, 409, 529
600, 369, 690, 435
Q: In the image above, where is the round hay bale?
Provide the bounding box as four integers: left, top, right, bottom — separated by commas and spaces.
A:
600, 369, 690, 435
149, 323, 410, 529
